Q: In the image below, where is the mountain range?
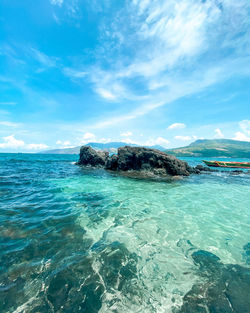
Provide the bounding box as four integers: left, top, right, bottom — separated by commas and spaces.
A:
165, 139, 250, 158
40, 142, 165, 154
40, 139, 250, 158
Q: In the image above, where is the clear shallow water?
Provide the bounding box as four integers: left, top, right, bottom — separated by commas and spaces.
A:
0, 153, 249, 313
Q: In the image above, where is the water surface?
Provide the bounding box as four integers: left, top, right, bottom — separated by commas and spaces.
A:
0, 153, 249, 312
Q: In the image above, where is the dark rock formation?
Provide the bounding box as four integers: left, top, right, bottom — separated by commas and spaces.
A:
243, 243, 250, 265
115, 146, 192, 176
77, 146, 108, 167
77, 145, 195, 177
194, 164, 215, 172
105, 154, 118, 171
76, 145, 250, 178
178, 248, 250, 313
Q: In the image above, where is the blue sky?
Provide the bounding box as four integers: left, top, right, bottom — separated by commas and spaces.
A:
0, 0, 250, 152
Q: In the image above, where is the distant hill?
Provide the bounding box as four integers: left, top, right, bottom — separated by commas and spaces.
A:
40, 142, 165, 154
166, 139, 250, 158
40, 146, 81, 154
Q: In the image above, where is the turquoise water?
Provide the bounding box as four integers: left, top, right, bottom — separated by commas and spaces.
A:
0, 153, 249, 312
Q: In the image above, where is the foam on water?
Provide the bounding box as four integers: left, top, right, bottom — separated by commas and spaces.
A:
0, 153, 249, 312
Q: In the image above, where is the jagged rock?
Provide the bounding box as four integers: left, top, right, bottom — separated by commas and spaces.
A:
77, 146, 108, 167
115, 146, 191, 176
194, 164, 215, 172
105, 154, 118, 171
77, 145, 198, 177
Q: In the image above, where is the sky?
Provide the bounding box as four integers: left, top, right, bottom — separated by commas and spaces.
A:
0, 0, 250, 152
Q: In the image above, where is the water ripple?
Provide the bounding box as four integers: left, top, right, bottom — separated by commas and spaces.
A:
0, 153, 249, 312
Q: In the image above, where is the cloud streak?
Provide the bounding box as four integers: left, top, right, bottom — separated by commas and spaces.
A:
168, 123, 186, 130
85, 0, 250, 125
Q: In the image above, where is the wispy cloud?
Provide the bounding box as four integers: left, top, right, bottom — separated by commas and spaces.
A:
0, 121, 21, 127
28, 47, 57, 71
89, 101, 165, 129
86, 0, 250, 123
0, 43, 58, 72
63, 67, 87, 79
96, 88, 117, 100
0, 109, 11, 116
50, 0, 63, 6
168, 123, 186, 130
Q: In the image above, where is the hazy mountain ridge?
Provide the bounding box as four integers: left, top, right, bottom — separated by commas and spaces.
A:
40, 142, 165, 154
166, 139, 250, 158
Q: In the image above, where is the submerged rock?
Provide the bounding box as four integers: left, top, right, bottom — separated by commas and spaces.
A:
45, 241, 138, 313
77, 146, 108, 167
178, 248, 250, 313
194, 164, 215, 172
243, 243, 250, 265
77, 145, 195, 177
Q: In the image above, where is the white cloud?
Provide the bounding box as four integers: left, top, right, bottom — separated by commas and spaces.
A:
56, 140, 71, 146
120, 131, 133, 137
233, 120, 250, 141
233, 131, 250, 142
0, 135, 48, 150
82, 132, 96, 140
214, 128, 224, 138
96, 88, 117, 100
145, 137, 170, 148
239, 120, 250, 135
92, 79, 128, 101
174, 135, 191, 141
90, 0, 220, 97
78, 132, 96, 145
85, 0, 250, 127
168, 123, 186, 130
0, 135, 25, 149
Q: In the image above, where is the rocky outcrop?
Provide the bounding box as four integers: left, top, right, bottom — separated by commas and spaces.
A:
115, 146, 192, 176
194, 164, 215, 172
105, 154, 118, 171
77, 145, 197, 177
77, 146, 108, 167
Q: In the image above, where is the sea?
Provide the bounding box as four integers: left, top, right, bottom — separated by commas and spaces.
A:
0, 153, 250, 313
